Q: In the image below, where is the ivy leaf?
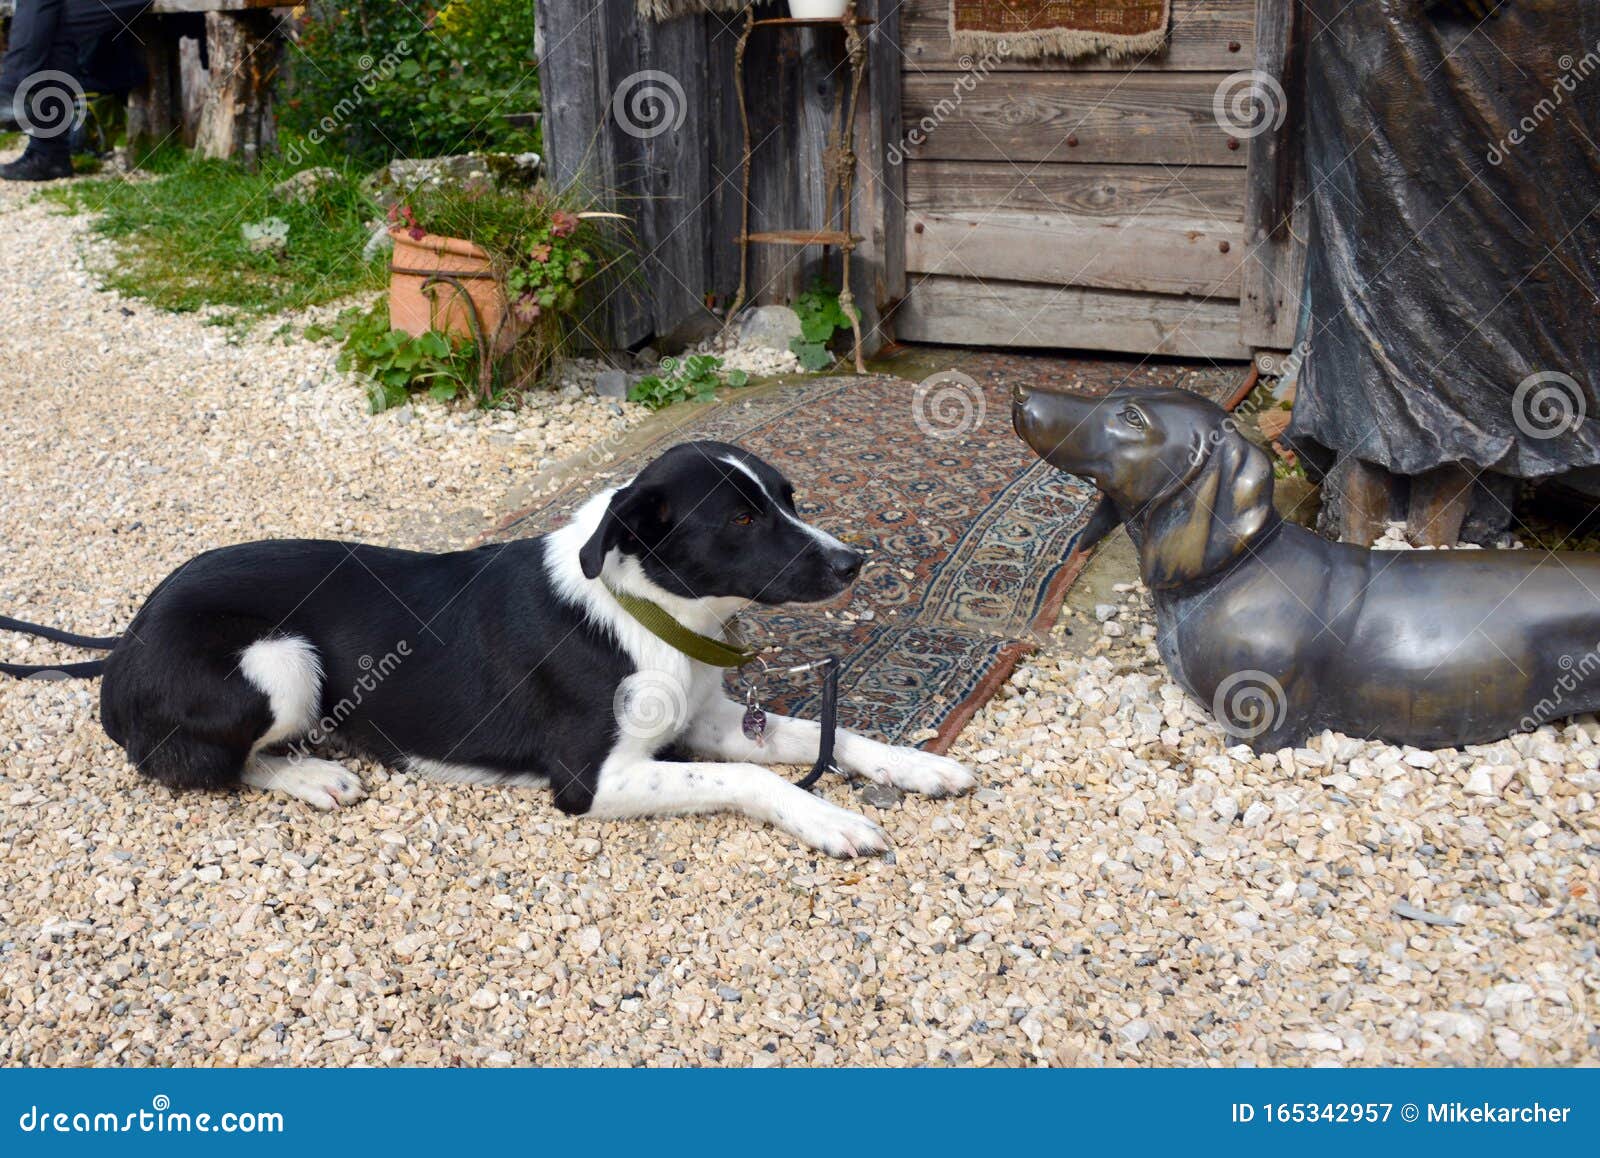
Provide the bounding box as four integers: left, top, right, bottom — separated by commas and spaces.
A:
791, 339, 835, 372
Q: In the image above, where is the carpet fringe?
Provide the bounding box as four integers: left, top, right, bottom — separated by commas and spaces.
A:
636, 0, 752, 20
948, 1, 1171, 62
948, 25, 1170, 61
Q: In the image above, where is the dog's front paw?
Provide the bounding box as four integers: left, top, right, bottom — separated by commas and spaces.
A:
774, 792, 890, 858
854, 745, 977, 797
245, 756, 366, 811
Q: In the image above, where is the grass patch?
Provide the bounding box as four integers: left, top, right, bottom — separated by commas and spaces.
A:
44, 148, 384, 320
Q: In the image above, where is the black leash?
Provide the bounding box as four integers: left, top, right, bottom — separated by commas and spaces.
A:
0, 659, 107, 679
0, 615, 118, 679
740, 655, 842, 791
0, 615, 119, 651
794, 657, 840, 791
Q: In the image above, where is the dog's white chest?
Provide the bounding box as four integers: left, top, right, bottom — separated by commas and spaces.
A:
611, 661, 722, 753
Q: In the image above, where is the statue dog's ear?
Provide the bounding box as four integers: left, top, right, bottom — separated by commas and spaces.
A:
1140, 424, 1275, 589
1074, 494, 1124, 555
579, 484, 671, 579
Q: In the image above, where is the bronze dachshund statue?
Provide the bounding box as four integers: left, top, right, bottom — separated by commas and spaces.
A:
1014, 385, 1600, 753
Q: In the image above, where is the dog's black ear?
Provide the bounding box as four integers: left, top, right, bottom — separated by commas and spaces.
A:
1142, 425, 1274, 589
579, 484, 672, 579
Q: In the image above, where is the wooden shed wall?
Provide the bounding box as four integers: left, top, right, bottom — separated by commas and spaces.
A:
890, 0, 1260, 360
535, 1, 904, 352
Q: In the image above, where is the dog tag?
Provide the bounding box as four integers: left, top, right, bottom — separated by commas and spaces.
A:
742, 705, 767, 743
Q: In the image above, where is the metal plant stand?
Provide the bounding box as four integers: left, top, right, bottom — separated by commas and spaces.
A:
728, 4, 872, 373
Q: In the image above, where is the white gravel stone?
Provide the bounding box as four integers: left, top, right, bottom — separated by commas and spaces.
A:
0, 159, 1595, 1067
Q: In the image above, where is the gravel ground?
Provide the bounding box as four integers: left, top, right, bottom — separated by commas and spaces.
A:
2, 166, 1597, 1067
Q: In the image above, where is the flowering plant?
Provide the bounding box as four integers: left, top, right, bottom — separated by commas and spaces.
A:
502, 208, 596, 324
391, 184, 634, 391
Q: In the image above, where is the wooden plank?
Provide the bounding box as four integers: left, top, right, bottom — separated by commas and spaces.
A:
536, 0, 653, 346
635, 12, 717, 341
705, 15, 745, 310
907, 209, 1244, 297
743, 27, 839, 308
0, 1, 279, 12
905, 159, 1244, 220
902, 0, 1255, 72
857, 0, 907, 346
125, 15, 180, 151
902, 72, 1246, 166
893, 275, 1250, 359
193, 10, 281, 169
1239, 0, 1307, 350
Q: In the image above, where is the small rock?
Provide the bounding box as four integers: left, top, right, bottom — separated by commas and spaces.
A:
271, 166, 341, 203
241, 217, 289, 254
735, 305, 803, 352
361, 223, 394, 262
1117, 1019, 1151, 1046
859, 783, 904, 808
594, 369, 630, 400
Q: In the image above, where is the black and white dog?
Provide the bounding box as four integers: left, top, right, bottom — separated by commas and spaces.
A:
2, 441, 972, 856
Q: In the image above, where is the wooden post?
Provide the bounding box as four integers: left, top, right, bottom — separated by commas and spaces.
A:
126, 14, 179, 153
193, 10, 281, 169
1406, 464, 1476, 548
852, 0, 906, 351
1239, 0, 1308, 351
535, 0, 654, 347
1339, 458, 1401, 547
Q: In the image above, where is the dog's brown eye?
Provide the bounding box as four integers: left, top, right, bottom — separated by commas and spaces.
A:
731, 511, 755, 527
1121, 407, 1146, 429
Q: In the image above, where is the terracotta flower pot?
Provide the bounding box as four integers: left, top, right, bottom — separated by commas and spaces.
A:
388, 229, 517, 350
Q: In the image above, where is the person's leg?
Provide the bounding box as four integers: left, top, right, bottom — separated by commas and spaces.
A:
3, 1, 144, 180
0, 0, 68, 121
2, 23, 73, 179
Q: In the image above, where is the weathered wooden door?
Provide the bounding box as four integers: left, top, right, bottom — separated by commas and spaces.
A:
891, 0, 1302, 361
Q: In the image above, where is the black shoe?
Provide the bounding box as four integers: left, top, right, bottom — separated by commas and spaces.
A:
0, 150, 72, 181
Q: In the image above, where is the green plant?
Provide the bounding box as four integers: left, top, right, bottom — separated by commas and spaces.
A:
44, 148, 383, 319
399, 182, 636, 390
311, 302, 477, 411
628, 355, 748, 411
790, 282, 852, 372
282, 0, 541, 168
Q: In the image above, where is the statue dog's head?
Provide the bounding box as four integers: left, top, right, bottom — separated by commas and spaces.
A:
1013, 386, 1278, 590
